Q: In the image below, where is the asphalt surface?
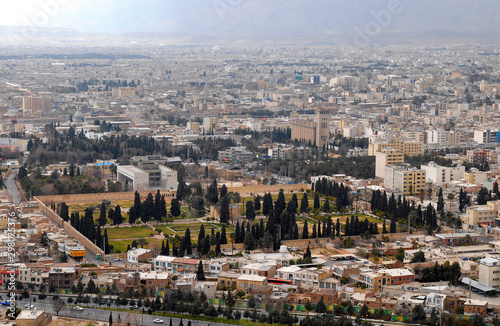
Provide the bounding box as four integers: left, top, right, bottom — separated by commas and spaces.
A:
4, 172, 21, 204
12, 298, 229, 326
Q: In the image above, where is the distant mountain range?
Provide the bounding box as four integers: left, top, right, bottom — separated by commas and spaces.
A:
1, 0, 500, 46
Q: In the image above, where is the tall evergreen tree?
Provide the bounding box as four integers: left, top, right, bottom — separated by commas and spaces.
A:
302, 220, 309, 239
382, 219, 388, 234
96, 224, 102, 248
254, 195, 261, 212
154, 190, 162, 221
170, 198, 181, 217
275, 189, 286, 217
313, 194, 320, 209
312, 223, 317, 238
262, 193, 273, 215
197, 224, 206, 253
390, 216, 397, 233
220, 195, 230, 224
103, 229, 110, 254
133, 191, 142, 217
114, 205, 123, 224
165, 239, 170, 256
99, 202, 107, 226
245, 200, 256, 220
300, 193, 309, 213
196, 261, 206, 281
220, 184, 228, 198
206, 179, 219, 204
221, 225, 227, 244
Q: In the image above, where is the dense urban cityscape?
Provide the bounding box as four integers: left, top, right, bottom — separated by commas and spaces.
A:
2, 2, 500, 326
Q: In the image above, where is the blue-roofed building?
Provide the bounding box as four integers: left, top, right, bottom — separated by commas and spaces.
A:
86, 160, 116, 178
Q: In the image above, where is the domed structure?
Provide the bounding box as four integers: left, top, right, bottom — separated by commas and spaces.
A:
74, 110, 84, 123
212, 45, 221, 52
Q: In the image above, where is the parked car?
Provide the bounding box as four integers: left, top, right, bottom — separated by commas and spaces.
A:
153, 319, 164, 324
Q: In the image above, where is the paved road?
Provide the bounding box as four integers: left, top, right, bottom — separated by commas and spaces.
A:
4, 172, 21, 204
17, 301, 225, 326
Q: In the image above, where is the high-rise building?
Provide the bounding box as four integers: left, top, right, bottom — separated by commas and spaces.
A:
23, 96, 51, 115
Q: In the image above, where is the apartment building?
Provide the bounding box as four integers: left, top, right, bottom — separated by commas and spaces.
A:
463, 201, 500, 227
378, 268, 414, 285
421, 162, 465, 185
384, 166, 426, 195
473, 129, 499, 144
23, 96, 52, 115
241, 263, 276, 278
375, 149, 404, 179
368, 139, 423, 156
276, 266, 329, 288
478, 257, 500, 289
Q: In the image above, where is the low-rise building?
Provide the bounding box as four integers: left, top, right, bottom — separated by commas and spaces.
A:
127, 248, 153, 264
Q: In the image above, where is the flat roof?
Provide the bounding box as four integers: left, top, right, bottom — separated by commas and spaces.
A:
117, 165, 147, 175
461, 277, 494, 292
435, 233, 481, 239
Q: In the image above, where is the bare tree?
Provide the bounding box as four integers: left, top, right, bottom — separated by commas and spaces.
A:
52, 298, 65, 316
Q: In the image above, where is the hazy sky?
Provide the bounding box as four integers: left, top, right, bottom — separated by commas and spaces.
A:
3, 0, 500, 36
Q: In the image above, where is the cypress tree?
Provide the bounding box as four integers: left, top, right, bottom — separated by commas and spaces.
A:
262, 193, 273, 215
99, 202, 107, 226
198, 224, 206, 253
221, 225, 227, 244
235, 221, 241, 243
254, 195, 261, 212
313, 194, 320, 209
300, 193, 309, 213
302, 220, 309, 239
196, 261, 206, 281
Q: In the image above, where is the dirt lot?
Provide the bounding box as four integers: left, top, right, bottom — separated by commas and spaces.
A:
49, 317, 108, 326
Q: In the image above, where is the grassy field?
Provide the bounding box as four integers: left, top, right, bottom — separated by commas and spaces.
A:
105, 226, 154, 239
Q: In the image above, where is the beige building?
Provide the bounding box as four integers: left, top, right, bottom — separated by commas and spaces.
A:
368, 139, 423, 156
478, 257, 500, 289
23, 96, 51, 115
463, 200, 500, 227
16, 309, 51, 326
186, 121, 200, 133
291, 109, 330, 147
384, 166, 426, 195
375, 149, 404, 179
463, 168, 490, 185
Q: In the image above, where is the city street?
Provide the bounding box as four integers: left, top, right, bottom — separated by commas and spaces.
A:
14, 301, 227, 326
4, 171, 21, 204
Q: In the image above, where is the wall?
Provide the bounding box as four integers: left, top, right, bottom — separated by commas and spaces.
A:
36, 199, 105, 257
34, 190, 176, 204
227, 184, 311, 196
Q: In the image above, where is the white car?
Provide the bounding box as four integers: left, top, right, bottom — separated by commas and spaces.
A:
73, 306, 84, 311
24, 304, 34, 309
153, 319, 164, 324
